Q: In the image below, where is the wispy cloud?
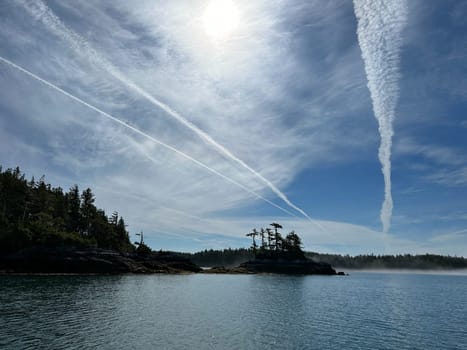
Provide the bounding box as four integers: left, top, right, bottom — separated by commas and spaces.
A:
3, 1, 464, 255
395, 138, 467, 188
0, 55, 302, 219
395, 138, 466, 166
353, 0, 408, 232
426, 166, 467, 187
19, 0, 315, 222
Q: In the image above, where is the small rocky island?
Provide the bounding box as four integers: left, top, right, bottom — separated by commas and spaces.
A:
207, 223, 337, 275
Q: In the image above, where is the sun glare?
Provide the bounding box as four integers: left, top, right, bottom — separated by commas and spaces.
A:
203, 0, 239, 40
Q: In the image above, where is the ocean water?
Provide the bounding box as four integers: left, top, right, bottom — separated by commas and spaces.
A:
1, 272, 466, 349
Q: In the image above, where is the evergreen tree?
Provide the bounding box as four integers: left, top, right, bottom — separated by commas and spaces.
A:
67, 185, 81, 233
80, 188, 96, 235
0, 166, 134, 253
246, 228, 259, 253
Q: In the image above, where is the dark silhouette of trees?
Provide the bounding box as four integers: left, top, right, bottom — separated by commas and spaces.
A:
266, 228, 274, 250
259, 228, 266, 250
246, 223, 306, 260
285, 231, 303, 256
67, 185, 81, 233
185, 248, 467, 270
186, 248, 254, 267
306, 252, 467, 269
80, 188, 96, 236
246, 228, 259, 253
133, 231, 150, 254
0, 166, 134, 254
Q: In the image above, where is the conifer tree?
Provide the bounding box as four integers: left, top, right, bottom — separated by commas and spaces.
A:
67, 185, 81, 233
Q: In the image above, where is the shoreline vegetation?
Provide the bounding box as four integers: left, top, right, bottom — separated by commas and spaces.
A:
1, 166, 466, 274
0, 166, 201, 274
184, 249, 467, 271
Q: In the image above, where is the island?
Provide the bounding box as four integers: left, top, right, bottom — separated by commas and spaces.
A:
205, 223, 337, 275
188, 249, 467, 271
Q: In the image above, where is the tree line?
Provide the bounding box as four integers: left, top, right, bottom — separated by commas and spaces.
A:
0, 166, 134, 254
182, 248, 254, 267
186, 248, 467, 269
3, 165, 466, 270
307, 252, 467, 269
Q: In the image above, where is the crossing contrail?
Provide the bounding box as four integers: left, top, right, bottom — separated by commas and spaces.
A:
20, 0, 314, 222
353, 0, 407, 232
0, 55, 299, 218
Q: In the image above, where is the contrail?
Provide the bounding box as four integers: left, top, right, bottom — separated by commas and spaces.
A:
20, 0, 314, 222
353, 0, 407, 232
0, 55, 298, 218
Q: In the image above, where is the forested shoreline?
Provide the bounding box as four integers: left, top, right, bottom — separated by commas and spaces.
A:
0, 166, 203, 273
2, 166, 466, 271
0, 166, 134, 254
185, 249, 467, 270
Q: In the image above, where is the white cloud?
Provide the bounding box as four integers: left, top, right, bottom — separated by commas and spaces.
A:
353, 0, 408, 233
2, 1, 465, 256
394, 138, 467, 188
395, 138, 466, 166
425, 167, 467, 187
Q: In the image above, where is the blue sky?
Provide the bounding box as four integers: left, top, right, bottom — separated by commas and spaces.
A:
0, 0, 466, 255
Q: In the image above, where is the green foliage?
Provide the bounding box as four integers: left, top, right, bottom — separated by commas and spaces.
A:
0, 166, 134, 254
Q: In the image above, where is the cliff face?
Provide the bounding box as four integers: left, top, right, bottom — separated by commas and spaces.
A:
240, 258, 337, 275
0, 247, 201, 274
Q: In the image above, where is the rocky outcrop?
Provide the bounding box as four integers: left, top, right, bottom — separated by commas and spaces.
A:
200, 266, 253, 274
0, 247, 338, 275
200, 257, 338, 275
0, 247, 201, 274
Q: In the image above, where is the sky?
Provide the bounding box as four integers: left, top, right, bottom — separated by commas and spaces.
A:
0, 0, 466, 255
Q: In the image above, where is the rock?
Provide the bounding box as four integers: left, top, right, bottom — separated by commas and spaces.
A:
132, 251, 201, 273
239, 258, 337, 275
201, 266, 253, 274
0, 247, 200, 274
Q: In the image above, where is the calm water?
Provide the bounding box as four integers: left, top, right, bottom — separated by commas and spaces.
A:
1, 272, 466, 349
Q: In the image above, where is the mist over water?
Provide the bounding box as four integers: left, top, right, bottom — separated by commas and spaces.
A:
1, 273, 466, 349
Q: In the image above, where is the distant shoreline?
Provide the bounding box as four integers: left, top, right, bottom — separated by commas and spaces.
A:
183, 248, 467, 270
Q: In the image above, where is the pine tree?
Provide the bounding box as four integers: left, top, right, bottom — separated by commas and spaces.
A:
67, 185, 81, 233
80, 188, 96, 235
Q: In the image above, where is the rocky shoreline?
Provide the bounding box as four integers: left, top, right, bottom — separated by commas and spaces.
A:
202, 258, 338, 275
0, 247, 343, 275
0, 247, 201, 274
240, 258, 337, 275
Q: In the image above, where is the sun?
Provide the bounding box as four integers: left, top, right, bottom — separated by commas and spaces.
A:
203, 0, 239, 40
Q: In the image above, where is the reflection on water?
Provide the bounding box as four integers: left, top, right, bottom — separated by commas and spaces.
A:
1, 273, 466, 349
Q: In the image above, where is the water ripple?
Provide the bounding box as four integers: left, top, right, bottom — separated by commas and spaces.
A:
0, 273, 466, 349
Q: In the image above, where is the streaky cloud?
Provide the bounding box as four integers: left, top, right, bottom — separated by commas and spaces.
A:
20, 0, 315, 223
0, 55, 298, 218
353, 0, 408, 232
